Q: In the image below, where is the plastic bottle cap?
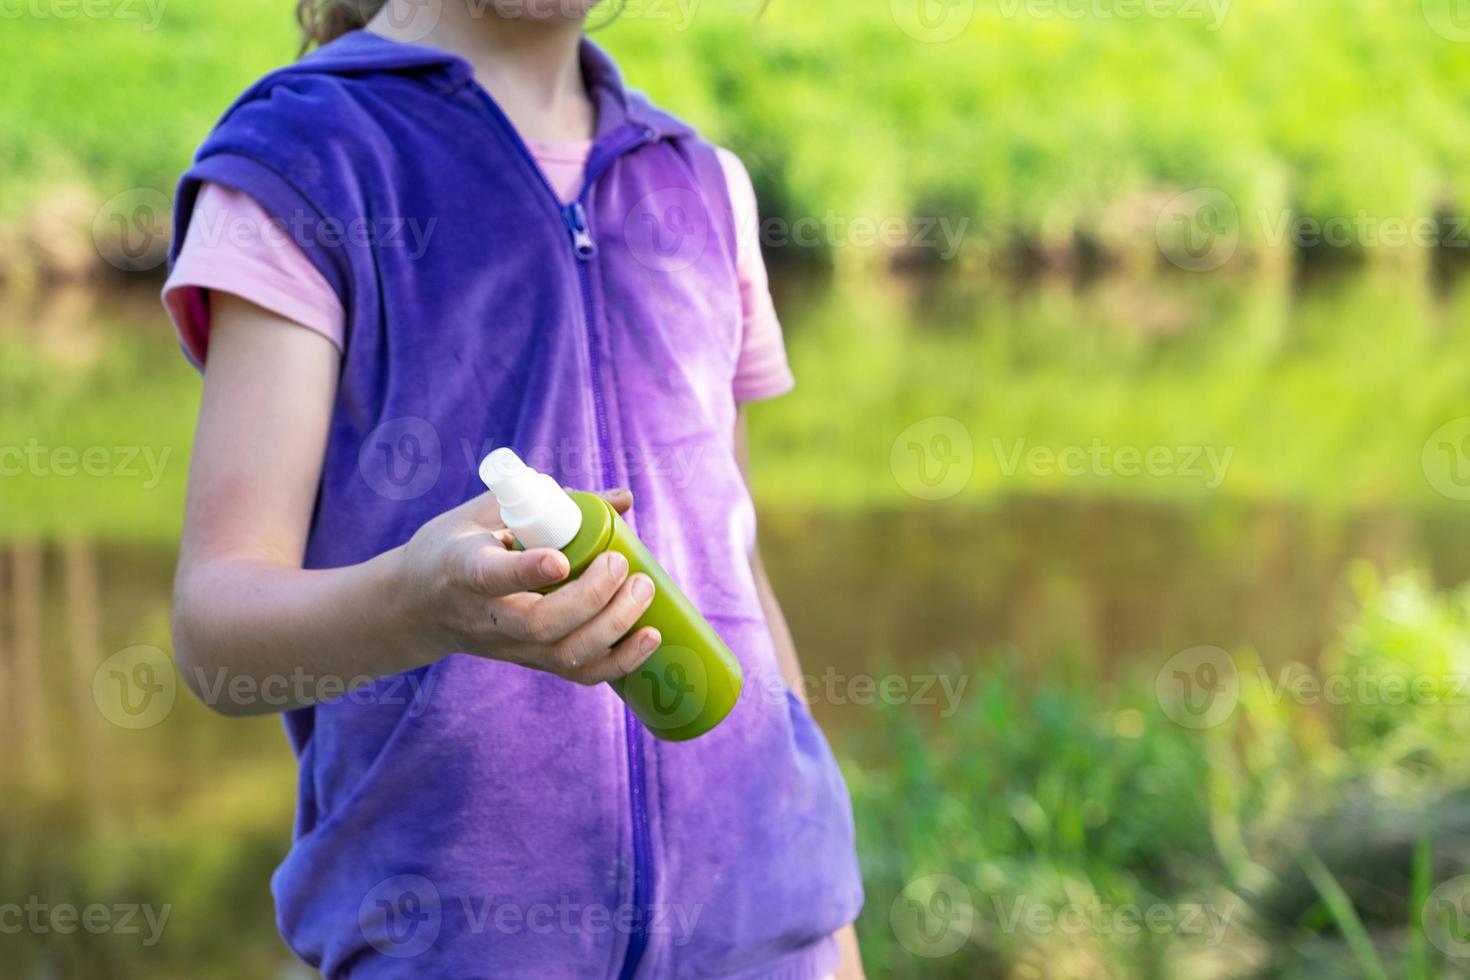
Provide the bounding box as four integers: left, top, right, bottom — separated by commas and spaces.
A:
478, 449, 585, 550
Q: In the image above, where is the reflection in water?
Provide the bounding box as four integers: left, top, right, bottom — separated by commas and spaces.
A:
769, 498, 1464, 731
0, 539, 294, 975
8, 269, 1470, 738
761, 265, 1470, 512
0, 540, 287, 805
1, 496, 1461, 752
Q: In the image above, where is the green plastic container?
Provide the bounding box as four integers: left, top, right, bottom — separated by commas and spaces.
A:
480, 450, 743, 741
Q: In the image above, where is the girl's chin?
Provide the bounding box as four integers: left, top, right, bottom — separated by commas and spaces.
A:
489, 0, 606, 22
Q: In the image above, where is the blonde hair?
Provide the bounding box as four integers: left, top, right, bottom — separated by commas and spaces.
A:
296, 0, 387, 52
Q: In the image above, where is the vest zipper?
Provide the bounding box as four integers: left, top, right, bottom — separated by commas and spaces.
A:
465, 82, 657, 980
561, 201, 614, 498
565, 201, 597, 258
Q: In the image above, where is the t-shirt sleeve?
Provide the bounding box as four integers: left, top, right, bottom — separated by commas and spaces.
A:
716, 148, 796, 403
161, 182, 346, 366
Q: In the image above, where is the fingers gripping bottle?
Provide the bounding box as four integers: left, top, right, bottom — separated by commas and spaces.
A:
479, 449, 744, 741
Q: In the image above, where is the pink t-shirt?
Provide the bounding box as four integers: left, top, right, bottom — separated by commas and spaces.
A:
163, 143, 793, 402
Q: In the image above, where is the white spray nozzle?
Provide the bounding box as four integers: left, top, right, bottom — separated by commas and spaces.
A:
478, 449, 584, 550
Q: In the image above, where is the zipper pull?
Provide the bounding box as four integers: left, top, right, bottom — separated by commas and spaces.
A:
564, 202, 597, 260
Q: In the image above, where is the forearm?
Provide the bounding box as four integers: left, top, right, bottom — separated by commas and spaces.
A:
833, 923, 865, 979
751, 548, 806, 702
737, 414, 863, 975
752, 551, 866, 976
169, 299, 447, 716
171, 546, 438, 716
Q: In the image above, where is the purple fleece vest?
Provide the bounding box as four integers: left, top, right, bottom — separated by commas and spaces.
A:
170, 31, 861, 979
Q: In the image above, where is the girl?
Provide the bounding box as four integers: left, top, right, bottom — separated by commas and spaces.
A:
162, 1, 864, 977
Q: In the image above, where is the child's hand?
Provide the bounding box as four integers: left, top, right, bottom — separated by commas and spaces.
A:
397, 488, 660, 685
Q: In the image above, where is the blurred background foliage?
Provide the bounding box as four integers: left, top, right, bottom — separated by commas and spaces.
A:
4, 0, 1470, 273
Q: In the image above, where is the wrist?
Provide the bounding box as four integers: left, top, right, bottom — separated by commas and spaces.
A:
378, 544, 451, 670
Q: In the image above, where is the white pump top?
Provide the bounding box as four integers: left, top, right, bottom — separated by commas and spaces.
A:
478, 449, 585, 550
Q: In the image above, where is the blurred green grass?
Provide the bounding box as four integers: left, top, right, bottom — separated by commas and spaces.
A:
4, 0, 1470, 268
851, 566, 1470, 978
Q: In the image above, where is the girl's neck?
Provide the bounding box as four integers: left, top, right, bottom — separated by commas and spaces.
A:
369, 1, 596, 143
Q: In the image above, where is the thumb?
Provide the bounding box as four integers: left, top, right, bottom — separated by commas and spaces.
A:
600, 487, 634, 516
465, 544, 569, 597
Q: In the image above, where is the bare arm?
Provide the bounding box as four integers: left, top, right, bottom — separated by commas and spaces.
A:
172, 293, 659, 716
171, 295, 434, 707
734, 406, 866, 980
734, 410, 806, 702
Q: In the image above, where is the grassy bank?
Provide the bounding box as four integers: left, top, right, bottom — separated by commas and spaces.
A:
4, 0, 1470, 279
851, 566, 1470, 978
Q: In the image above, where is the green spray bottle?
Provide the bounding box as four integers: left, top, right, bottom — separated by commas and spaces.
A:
479, 449, 743, 741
